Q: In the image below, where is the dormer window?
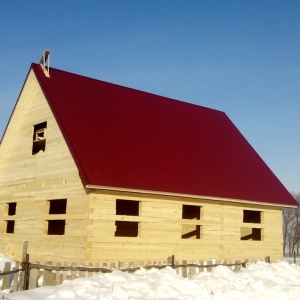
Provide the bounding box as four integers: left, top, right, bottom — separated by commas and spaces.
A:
32, 122, 47, 155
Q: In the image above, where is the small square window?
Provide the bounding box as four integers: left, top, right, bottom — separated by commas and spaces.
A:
116, 200, 139, 216
48, 199, 67, 214
182, 205, 200, 220
243, 210, 261, 223
6, 220, 15, 234
115, 221, 139, 237
241, 227, 262, 241
181, 224, 201, 239
7, 202, 17, 216
47, 220, 65, 235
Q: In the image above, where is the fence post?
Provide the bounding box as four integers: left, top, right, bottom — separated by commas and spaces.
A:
44, 262, 53, 286
28, 263, 39, 290
234, 260, 241, 272
207, 260, 212, 272
1, 262, 11, 291
19, 241, 28, 291
182, 260, 187, 278
171, 255, 175, 269
13, 262, 20, 292
23, 254, 30, 291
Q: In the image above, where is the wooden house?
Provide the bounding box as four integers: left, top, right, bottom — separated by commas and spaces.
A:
0, 53, 297, 264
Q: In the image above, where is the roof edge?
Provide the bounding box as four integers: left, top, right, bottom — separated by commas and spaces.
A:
86, 184, 298, 208
30, 63, 90, 185
30, 63, 223, 114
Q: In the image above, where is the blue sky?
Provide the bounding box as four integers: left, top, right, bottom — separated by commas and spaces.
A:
0, 1, 299, 194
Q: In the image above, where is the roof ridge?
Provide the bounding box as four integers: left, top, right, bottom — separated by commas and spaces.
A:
30, 63, 223, 115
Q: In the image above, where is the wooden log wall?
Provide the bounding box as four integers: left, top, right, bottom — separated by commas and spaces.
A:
0, 75, 89, 263
87, 190, 283, 263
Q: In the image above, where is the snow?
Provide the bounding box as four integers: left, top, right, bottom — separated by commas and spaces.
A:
1, 255, 300, 299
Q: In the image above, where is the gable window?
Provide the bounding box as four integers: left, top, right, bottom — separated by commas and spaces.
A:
46, 199, 67, 235
115, 199, 140, 237
181, 205, 202, 239
32, 121, 47, 155
241, 209, 262, 241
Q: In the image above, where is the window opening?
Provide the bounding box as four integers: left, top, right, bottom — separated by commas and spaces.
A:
7, 202, 17, 216
47, 220, 65, 235
241, 210, 262, 241
182, 205, 201, 220
46, 199, 67, 235
243, 210, 261, 223
49, 199, 67, 214
241, 228, 262, 241
32, 122, 47, 155
181, 224, 201, 239
181, 205, 201, 239
115, 221, 139, 237
116, 199, 139, 216
115, 200, 140, 237
6, 220, 15, 234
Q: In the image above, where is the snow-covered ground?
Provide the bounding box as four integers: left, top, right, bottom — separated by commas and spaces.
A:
1, 255, 300, 300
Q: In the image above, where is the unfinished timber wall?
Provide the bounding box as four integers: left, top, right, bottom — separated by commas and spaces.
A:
0, 73, 89, 262
86, 190, 283, 263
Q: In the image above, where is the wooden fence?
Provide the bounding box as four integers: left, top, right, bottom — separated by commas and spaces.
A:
0, 241, 268, 294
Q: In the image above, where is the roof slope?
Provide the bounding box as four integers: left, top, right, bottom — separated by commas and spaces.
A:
31, 63, 296, 206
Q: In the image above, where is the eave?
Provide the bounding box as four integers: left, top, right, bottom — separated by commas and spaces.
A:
86, 184, 298, 208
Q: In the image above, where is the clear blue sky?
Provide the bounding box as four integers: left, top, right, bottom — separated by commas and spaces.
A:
0, 1, 299, 194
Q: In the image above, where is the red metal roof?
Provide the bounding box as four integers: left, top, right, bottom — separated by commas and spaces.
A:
31, 63, 297, 206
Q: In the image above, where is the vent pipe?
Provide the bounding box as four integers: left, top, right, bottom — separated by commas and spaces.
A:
39, 50, 50, 78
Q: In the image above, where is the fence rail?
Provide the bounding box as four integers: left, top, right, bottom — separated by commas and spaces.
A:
0, 241, 269, 294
